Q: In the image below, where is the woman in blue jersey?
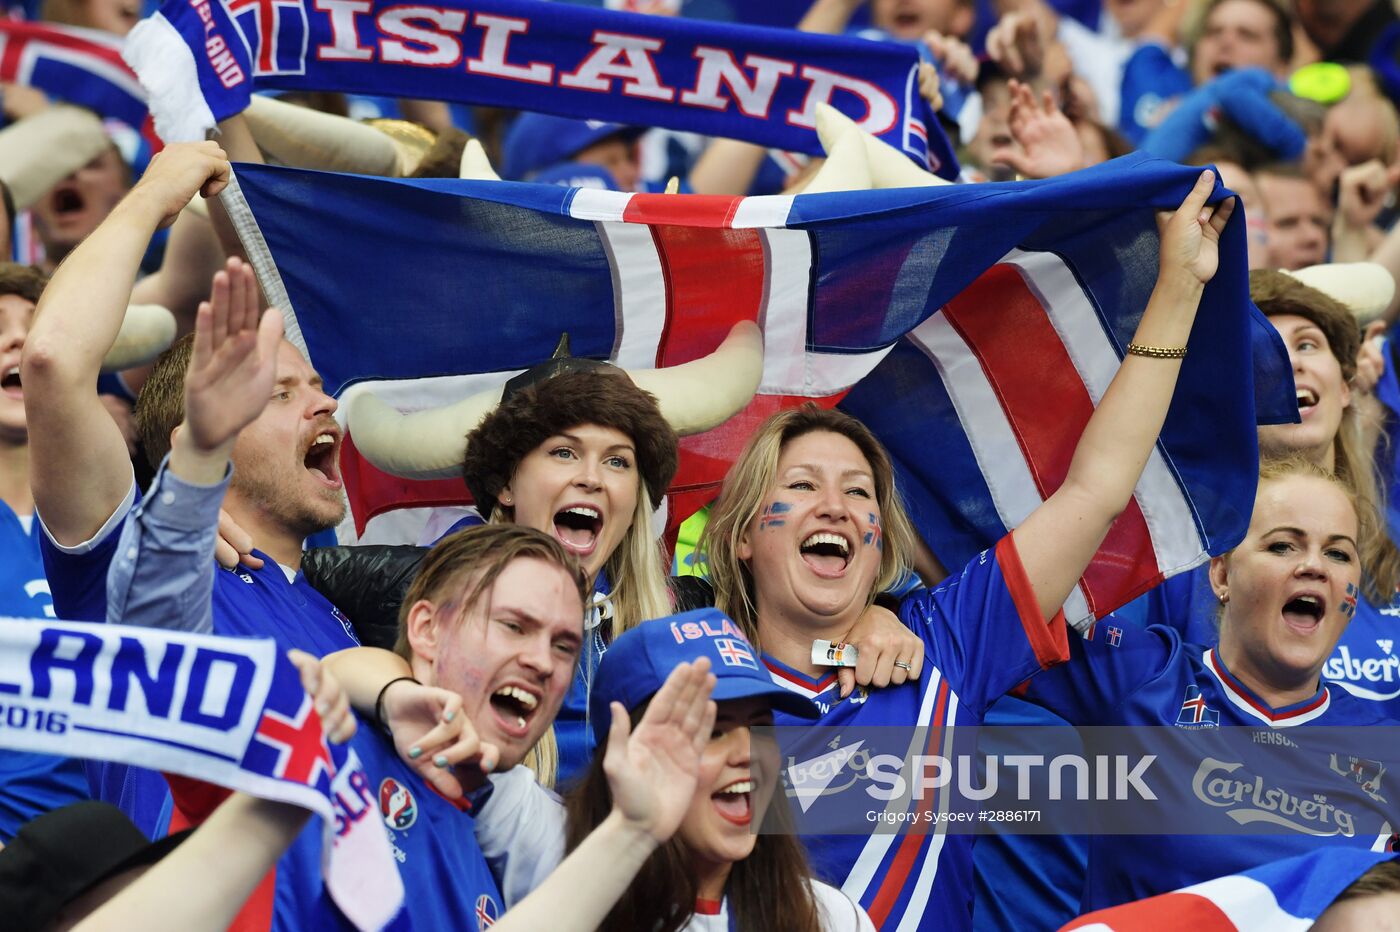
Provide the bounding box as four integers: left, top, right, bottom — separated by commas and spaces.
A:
1021, 456, 1400, 911
1136, 269, 1400, 716
323, 334, 927, 788
330, 170, 1232, 928
676, 170, 1234, 931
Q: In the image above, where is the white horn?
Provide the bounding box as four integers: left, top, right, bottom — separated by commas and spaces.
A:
0, 106, 110, 210
792, 124, 872, 194
458, 138, 501, 181
100, 304, 177, 373
816, 103, 951, 189
626, 320, 764, 435
346, 383, 504, 480
1282, 262, 1396, 325
244, 96, 402, 176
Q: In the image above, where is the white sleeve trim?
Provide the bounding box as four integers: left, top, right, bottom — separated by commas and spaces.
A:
37, 473, 137, 555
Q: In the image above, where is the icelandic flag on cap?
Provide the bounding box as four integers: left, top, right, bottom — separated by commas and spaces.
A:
1061, 849, 1399, 931
219, 151, 1295, 630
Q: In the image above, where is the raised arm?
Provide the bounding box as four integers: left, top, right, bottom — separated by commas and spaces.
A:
1012, 170, 1234, 620
23, 142, 231, 545
106, 260, 283, 632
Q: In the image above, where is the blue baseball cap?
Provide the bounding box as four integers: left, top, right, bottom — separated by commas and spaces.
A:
531, 161, 621, 191
501, 113, 643, 180
590, 609, 820, 744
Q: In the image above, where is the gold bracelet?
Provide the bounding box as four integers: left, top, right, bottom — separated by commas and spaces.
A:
1126, 343, 1187, 359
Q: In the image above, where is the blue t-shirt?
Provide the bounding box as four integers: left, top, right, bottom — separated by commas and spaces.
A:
766, 535, 1069, 932
1022, 623, 1399, 911
40, 484, 360, 838
0, 499, 90, 841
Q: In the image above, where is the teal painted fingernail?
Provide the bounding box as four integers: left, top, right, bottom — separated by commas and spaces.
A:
434, 755, 449, 768
408, 747, 422, 759
443, 710, 455, 723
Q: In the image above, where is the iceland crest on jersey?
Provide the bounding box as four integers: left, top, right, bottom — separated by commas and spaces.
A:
474, 892, 499, 929
1176, 685, 1220, 728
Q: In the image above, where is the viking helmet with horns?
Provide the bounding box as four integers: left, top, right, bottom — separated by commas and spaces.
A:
347, 320, 764, 513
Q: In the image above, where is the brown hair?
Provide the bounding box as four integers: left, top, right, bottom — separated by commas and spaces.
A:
698, 405, 916, 648
563, 702, 828, 932
1251, 271, 1400, 600
134, 332, 196, 471
1330, 858, 1400, 902
392, 523, 589, 659
0, 263, 46, 305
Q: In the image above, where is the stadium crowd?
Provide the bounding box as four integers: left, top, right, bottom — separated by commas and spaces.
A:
1, 0, 1400, 928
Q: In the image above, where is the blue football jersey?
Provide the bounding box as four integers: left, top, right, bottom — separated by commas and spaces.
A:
1130, 565, 1400, 719
0, 499, 90, 840
1022, 623, 1399, 911
767, 536, 1069, 932
269, 719, 504, 931
40, 485, 360, 838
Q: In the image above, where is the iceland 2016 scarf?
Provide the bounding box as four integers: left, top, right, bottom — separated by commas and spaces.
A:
0, 617, 403, 931
121, 0, 957, 177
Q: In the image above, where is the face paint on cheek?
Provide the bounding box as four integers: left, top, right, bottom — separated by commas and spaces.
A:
1342, 582, 1358, 618
863, 512, 882, 551
759, 500, 791, 531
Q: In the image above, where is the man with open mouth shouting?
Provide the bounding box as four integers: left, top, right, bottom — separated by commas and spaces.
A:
23, 142, 361, 839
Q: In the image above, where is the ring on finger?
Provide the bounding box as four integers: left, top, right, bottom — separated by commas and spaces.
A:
894, 661, 913, 671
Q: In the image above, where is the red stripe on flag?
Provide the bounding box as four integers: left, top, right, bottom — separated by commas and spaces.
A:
340, 432, 471, 536
942, 265, 1163, 617
622, 193, 744, 228
1059, 891, 1242, 931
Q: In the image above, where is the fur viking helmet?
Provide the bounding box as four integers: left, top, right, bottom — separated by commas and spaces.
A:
346, 320, 764, 508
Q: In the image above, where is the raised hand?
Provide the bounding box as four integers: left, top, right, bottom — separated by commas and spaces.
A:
380, 679, 498, 798
992, 79, 1084, 179
1157, 170, 1235, 287
985, 11, 1045, 79
127, 140, 231, 230
922, 31, 977, 86
181, 258, 283, 457
602, 659, 716, 842
1338, 160, 1400, 232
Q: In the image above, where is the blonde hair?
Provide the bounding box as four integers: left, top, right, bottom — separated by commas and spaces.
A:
497, 479, 672, 787
698, 405, 916, 648
1332, 409, 1400, 602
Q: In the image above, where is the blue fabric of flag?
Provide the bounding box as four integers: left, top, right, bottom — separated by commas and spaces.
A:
228, 152, 1296, 616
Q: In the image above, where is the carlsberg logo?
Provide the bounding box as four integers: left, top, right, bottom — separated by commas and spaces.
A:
1192, 757, 1355, 837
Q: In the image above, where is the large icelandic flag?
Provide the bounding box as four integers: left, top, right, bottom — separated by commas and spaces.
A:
222, 152, 1296, 628
0, 19, 149, 134
1062, 850, 1398, 931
